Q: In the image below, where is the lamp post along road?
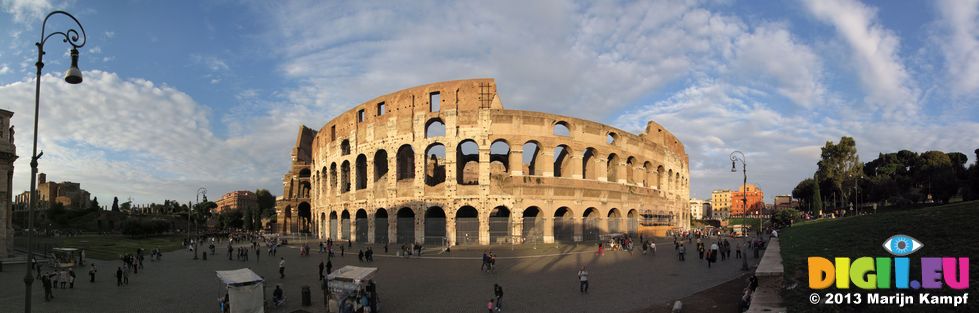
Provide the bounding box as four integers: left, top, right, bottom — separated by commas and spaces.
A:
24, 11, 86, 313
194, 187, 207, 260
730, 151, 749, 271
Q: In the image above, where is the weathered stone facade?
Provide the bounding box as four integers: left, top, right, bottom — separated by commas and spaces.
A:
0, 109, 16, 257
276, 79, 690, 245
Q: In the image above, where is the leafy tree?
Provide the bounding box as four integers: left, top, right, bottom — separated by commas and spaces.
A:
111, 196, 119, 212
915, 151, 958, 203
255, 189, 277, 218
792, 178, 815, 212
120, 200, 132, 213
90, 197, 100, 211
771, 207, 801, 228
965, 149, 979, 201
816, 136, 863, 208
812, 174, 824, 214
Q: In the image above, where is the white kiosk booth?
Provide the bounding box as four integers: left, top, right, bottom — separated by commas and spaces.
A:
216, 268, 265, 313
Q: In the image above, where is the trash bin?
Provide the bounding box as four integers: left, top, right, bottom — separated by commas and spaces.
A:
301, 285, 311, 306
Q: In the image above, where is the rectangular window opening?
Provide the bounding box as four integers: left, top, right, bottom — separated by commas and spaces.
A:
331, 125, 336, 141
430, 92, 440, 112
358, 109, 365, 122
377, 102, 385, 116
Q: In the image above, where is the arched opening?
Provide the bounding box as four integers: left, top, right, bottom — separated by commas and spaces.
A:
340, 160, 351, 193
340, 210, 351, 240
627, 209, 639, 237
355, 209, 368, 243
425, 118, 446, 138
607, 154, 620, 182
607, 208, 622, 234
489, 140, 510, 174
455, 206, 479, 245
424, 143, 446, 186
667, 169, 674, 192
553, 207, 575, 242
396, 207, 415, 244
355, 154, 368, 190
321, 166, 328, 194
299, 168, 311, 178
522, 141, 541, 175
656, 165, 665, 190
675, 172, 681, 192
374, 150, 389, 185
582, 207, 599, 241
522, 207, 543, 243
424, 206, 446, 245
374, 208, 389, 244
284, 205, 292, 234
607, 132, 617, 145
489, 206, 511, 244
320, 212, 326, 239
340, 139, 351, 156
582, 148, 597, 179
456, 140, 479, 185
330, 163, 338, 192
553, 145, 572, 177
626, 157, 637, 184
396, 144, 415, 181
553, 121, 570, 136
298, 202, 312, 234
329, 211, 338, 239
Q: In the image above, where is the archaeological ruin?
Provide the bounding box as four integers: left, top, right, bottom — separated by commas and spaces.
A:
275, 79, 690, 245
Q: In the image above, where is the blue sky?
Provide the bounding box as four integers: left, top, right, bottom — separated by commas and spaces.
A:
1, 0, 978, 204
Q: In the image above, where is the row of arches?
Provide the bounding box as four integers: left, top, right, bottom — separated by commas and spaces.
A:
306, 205, 650, 245
310, 139, 689, 199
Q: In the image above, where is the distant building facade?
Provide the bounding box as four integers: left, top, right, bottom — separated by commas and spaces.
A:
0, 109, 16, 257
710, 189, 732, 219
773, 195, 799, 211
731, 183, 765, 215
215, 190, 258, 214
689, 198, 707, 220
14, 173, 92, 210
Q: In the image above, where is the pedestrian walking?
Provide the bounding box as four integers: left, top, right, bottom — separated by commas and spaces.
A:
358, 249, 364, 263
577, 267, 589, 294
736, 241, 742, 259
318, 260, 324, 280
115, 267, 123, 286
42, 274, 53, 301
68, 268, 76, 288
326, 259, 333, 276
494, 283, 504, 311
678, 244, 686, 261
89, 264, 97, 283
279, 257, 286, 278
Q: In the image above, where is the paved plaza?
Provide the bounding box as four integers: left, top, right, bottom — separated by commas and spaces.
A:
0, 238, 757, 312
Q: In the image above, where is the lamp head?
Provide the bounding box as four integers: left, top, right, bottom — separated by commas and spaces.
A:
731, 160, 737, 172
64, 48, 82, 84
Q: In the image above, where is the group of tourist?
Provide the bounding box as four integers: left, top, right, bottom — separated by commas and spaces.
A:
481, 251, 497, 272
357, 247, 375, 263
34, 258, 76, 302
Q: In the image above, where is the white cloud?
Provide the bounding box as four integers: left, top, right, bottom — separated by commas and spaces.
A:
0, 71, 300, 202
936, 0, 979, 96
1, 0, 52, 23
803, 0, 918, 120
729, 24, 824, 107
104, 31, 114, 39
0, 63, 9, 74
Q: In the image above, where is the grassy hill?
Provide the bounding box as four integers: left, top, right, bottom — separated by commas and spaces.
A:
780, 201, 979, 312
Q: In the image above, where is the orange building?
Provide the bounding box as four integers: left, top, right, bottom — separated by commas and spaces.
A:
730, 183, 764, 215
215, 190, 258, 214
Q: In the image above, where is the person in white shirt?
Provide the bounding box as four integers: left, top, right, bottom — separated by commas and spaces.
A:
577, 267, 589, 294
279, 257, 286, 278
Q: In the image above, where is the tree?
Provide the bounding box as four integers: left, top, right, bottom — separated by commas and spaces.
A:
812, 174, 824, 214
111, 196, 119, 212
792, 178, 815, 212
90, 197, 100, 212
816, 136, 862, 209
965, 149, 979, 201
917, 151, 958, 203
255, 189, 277, 218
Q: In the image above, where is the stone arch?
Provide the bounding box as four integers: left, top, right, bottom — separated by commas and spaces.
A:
355, 208, 368, 242
329, 211, 338, 239
425, 143, 446, 186
553, 121, 571, 136
626, 209, 639, 236
340, 160, 351, 193
626, 156, 637, 184
298, 202, 311, 233
320, 212, 326, 239
489, 139, 510, 173
642, 161, 652, 187
489, 206, 511, 244
522, 206, 543, 243
608, 208, 623, 234
330, 163, 338, 191
522, 141, 542, 176
340, 209, 351, 240
424, 206, 446, 245
553, 207, 575, 242
321, 166, 328, 194
582, 207, 599, 241
425, 118, 446, 138
374, 208, 389, 244
656, 165, 665, 190
340, 139, 351, 156
373, 149, 389, 183
553, 144, 572, 178
667, 168, 674, 192
284, 205, 292, 234
582, 147, 597, 180
455, 205, 480, 245
456, 140, 479, 185
299, 168, 311, 178
396, 144, 415, 181
674, 171, 680, 193
355, 154, 368, 190
607, 153, 620, 182
607, 132, 617, 145
396, 207, 415, 244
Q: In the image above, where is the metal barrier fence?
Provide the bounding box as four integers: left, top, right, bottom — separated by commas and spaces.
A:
330, 220, 338, 239
488, 218, 510, 244
424, 218, 446, 245
341, 219, 351, 240
583, 218, 600, 242
521, 218, 544, 244
455, 218, 479, 245
396, 217, 414, 244
554, 218, 574, 242
355, 218, 368, 242
374, 218, 389, 244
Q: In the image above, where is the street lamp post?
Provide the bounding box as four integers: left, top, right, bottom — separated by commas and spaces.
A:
24, 11, 86, 313
194, 187, 207, 260
730, 151, 749, 271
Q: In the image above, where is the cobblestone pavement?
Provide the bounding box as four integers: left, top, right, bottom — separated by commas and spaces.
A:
0, 238, 758, 313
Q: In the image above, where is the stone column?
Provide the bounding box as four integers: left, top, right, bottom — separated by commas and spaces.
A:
509, 149, 523, 176
617, 161, 628, 184
349, 214, 357, 242
367, 213, 376, 244
599, 216, 609, 235
478, 212, 490, 245
388, 215, 397, 244
512, 213, 523, 244
446, 215, 457, 246
414, 207, 424, 245
541, 148, 555, 177
445, 142, 458, 188
597, 157, 608, 182
366, 151, 375, 191
573, 217, 583, 242
543, 217, 555, 244
478, 147, 491, 186
569, 154, 582, 179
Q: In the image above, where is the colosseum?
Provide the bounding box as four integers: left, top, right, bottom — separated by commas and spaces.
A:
275, 79, 690, 246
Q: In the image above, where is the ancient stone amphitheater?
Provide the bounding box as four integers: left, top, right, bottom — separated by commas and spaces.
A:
275, 79, 689, 246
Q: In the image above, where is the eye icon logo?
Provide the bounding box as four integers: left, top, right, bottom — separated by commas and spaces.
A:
882, 235, 923, 256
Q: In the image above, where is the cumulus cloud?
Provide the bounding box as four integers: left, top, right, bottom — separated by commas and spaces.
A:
935, 0, 979, 96
0, 71, 300, 202
803, 0, 918, 120
1, 0, 53, 23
